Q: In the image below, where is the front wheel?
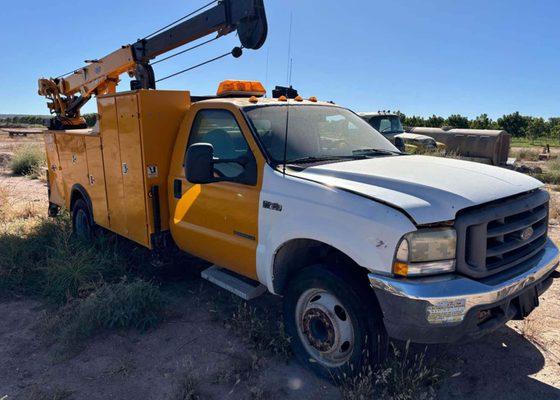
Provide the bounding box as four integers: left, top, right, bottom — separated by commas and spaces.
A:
283, 264, 387, 380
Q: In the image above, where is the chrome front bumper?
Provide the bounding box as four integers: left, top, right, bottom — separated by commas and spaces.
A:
368, 238, 559, 343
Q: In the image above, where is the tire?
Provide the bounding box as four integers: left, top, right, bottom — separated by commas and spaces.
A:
72, 199, 93, 240
283, 264, 387, 380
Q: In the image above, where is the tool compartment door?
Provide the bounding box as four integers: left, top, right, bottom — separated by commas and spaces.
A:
44, 133, 65, 206
56, 134, 88, 209
116, 94, 149, 246
99, 96, 128, 237
84, 136, 109, 228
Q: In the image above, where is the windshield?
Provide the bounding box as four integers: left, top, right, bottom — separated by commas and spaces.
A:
368, 116, 404, 134
244, 105, 398, 164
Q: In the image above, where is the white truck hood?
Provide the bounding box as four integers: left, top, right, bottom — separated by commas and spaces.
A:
293, 155, 542, 225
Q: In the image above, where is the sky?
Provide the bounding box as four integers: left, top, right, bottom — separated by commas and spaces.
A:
0, 0, 558, 119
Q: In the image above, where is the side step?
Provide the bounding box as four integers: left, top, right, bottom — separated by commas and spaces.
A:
201, 265, 267, 300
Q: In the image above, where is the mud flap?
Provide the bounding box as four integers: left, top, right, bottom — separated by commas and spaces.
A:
514, 287, 539, 319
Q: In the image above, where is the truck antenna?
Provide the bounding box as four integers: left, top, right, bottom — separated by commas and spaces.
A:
282, 13, 294, 177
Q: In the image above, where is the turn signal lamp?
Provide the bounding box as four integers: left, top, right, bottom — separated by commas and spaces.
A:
217, 80, 266, 97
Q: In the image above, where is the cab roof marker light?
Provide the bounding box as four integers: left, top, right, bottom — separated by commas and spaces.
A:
295, 95, 303, 102
308, 96, 317, 102
278, 95, 288, 102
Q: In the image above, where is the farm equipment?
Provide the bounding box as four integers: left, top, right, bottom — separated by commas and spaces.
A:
2, 128, 45, 137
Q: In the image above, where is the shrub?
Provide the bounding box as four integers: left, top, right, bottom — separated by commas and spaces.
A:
0, 214, 65, 296
42, 232, 127, 304
54, 279, 165, 344
0, 211, 128, 303
9, 144, 46, 176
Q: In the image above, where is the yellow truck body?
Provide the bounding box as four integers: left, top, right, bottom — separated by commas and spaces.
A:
45, 89, 191, 247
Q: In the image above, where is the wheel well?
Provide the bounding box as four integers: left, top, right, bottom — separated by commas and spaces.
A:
69, 184, 92, 216
272, 239, 370, 295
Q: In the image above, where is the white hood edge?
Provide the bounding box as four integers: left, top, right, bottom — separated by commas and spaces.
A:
293, 155, 542, 225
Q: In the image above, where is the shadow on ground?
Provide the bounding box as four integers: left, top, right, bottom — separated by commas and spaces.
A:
431, 324, 560, 399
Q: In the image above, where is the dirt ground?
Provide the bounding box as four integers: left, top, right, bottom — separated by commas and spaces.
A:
1, 134, 559, 399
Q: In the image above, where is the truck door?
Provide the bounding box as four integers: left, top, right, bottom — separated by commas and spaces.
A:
170, 107, 262, 280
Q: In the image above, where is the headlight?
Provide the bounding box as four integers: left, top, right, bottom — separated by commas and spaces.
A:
393, 227, 456, 277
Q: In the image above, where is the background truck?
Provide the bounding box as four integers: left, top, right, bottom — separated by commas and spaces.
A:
360, 111, 512, 166
39, 0, 559, 380
359, 111, 446, 152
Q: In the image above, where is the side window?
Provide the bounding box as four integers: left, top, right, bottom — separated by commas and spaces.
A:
187, 109, 253, 180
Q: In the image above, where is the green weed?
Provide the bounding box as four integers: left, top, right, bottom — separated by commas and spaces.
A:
50, 278, 165, 345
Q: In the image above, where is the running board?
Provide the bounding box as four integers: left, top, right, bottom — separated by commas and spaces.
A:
201, 265, 267, 300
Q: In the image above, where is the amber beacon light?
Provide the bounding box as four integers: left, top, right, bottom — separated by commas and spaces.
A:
217, 80, 266, 97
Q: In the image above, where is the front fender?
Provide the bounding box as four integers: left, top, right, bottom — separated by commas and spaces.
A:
256, 167, 416, 293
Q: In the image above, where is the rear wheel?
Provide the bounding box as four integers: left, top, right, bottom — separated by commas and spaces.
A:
283, 264, 387, 380
72, 199, 93, 240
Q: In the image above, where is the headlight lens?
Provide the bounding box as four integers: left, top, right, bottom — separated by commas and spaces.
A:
393, 227, 456, 277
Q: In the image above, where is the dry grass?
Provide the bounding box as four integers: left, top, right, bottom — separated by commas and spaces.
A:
339, 342, 440, 400
0, 186, 9, 222
21, 387, 73, 400
549, 187, 560, 220
512, 148, 541, 161
212, 352, 262, 385
531, 160, 560, 184
225, 300, 291, 360
0, 186, 44, 223
520, 316, 544, 345
172, 371, 201, 400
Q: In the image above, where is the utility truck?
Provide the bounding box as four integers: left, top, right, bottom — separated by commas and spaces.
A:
39, 0, 559, 379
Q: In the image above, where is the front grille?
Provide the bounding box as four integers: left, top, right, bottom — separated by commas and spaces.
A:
455, 190, 549, 278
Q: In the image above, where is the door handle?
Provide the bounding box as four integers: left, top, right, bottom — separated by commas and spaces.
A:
174, 179, 182, 199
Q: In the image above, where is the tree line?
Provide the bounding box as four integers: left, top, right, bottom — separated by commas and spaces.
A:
396, 111, 560, 139
2, 112, 560, 139
0, 114, 98, 127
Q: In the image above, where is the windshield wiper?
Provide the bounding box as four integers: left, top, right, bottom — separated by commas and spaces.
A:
352, 148, 402, 156
380, 129, 405, 134
285, 155, 363, 165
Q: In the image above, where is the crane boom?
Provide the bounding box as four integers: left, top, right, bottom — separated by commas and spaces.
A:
38, 0, 267, 130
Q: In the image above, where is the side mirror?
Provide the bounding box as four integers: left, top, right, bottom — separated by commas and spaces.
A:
394, 137, 406, 152
185, 143, 215, 184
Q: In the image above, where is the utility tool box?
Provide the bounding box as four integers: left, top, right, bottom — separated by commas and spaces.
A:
45, 90, 191, 247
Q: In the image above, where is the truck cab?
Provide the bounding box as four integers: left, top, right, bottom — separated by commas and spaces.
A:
45, 81, 559, 379
359, 111, 445, 152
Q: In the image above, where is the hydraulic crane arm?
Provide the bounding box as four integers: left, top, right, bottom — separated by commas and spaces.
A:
38, 0, 267, 130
